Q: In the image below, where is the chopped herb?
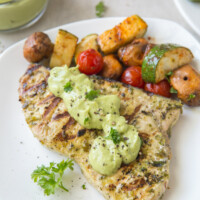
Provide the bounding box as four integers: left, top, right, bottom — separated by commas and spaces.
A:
95, 1, 105, 17
170, 87, 177, 94
106, 128, 121, 144
31, 159, 74, 196
84, 117, 89, 125
149, 188, 154, 193
151, 160, 166, 167
188, 94, 196, 101
82, 184, 86, 190
165, 71, 173, 82
86, 90, 100, 100
64, 82, 73, 92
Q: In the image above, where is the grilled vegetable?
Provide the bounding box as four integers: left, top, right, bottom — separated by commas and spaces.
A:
98, 15, 148, 54
121, 66, 145, 88
144, 80, 171, 98
142, 44, 193, 83
100, 54, 123, 80
74, 34, 99, 63
50, 29, 78, 68
23, 32, 53, 63
77, 49, 103, 75
170, 64, 200, 106
118, 38, 149, 66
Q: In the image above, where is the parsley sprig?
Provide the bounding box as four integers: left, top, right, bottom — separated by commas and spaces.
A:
96, 1, 105, 17
86, 90, 100, 100
64, 82, 73, 92
31, 159, 74, 196
106, 128, 121, 144
165, 71, 173, 82
170, 87, 177, 94
84, 117, 89, 125
188, 94, 196, 101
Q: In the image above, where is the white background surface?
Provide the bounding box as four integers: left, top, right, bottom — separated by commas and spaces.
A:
0, 17, 200, 200
0, 0, 200, 54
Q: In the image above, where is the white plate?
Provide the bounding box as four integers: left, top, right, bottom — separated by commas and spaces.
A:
0, 17, 200, 200
174, 0, 200, 35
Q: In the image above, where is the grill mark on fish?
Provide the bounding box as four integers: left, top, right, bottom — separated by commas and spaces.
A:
23, 80, 47, 94
25, 64, 42, 75
56, 117, 76, 141
43, 97, 61, 119
124, 104, 142, 123
122, 178, 146, 191
39, 94, 55, 105
52, 111, 69, 120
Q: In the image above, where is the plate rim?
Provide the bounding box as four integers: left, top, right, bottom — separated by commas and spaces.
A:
174, 0, 200, 36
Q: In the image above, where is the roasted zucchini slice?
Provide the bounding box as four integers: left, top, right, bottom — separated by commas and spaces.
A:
74, 34, 99, 63
98, 15, 148, 54
142, 44, 193, 83
50, 29, 78, 68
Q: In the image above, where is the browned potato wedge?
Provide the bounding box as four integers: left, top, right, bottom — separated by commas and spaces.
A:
100, 54, 123, 80
23, 32, 53, 63
118, 38, 148, 66
50, 30, 78, 68
170, 64, 200, 106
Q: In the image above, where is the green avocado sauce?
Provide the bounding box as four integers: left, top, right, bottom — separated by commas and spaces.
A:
48, 66, 141, 176
0, 0, 47, 31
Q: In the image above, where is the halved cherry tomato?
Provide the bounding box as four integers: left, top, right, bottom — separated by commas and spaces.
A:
144, 80, 171, 97
77, 49, 103, 75
121, 66, 145, 88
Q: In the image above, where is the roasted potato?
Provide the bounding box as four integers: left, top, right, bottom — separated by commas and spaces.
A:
118, 38, 149, 67
98, 15, 148, 54
50, 29, 78, 68
170, 64, 200, 106
23, 32, 53, 63
100, 54, 123, 80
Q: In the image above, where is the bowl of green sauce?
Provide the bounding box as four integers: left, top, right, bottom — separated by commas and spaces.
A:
0, 0, 48, 32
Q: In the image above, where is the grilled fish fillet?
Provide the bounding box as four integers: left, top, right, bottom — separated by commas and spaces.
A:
18, 64, 182, 200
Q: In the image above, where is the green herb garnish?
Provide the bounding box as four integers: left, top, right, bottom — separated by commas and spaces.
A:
31, 159, 74, 196
106, 128, 121, 144
82, 184, 86, 190
188, 94, 196, 101
96, 1, 105, 17
170, 87, 177, 94
64, 82, 73, 92
84, 117, 89, 125
86, 90, 100, 100
151, 160, 166, 167
165, 71, 173, 82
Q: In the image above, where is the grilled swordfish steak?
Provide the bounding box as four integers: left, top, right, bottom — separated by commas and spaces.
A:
19, 64, 182, 200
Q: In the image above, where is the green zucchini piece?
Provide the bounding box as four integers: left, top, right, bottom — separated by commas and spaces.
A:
142, 44, 193, 83
74, 34, 99, 63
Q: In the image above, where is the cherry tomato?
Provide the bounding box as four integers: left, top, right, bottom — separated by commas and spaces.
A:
144, 80, 171, 97
121, 66, 145, 88
77, 49, 103, 75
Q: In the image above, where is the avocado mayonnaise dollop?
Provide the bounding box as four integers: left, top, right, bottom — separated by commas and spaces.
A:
48, 66, 141, 175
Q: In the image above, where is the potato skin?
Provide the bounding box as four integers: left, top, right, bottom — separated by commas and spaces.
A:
23, 32, 53, 63
170, 64, 200, 106
100, 54, 123, 80
118, 38, 149, 67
